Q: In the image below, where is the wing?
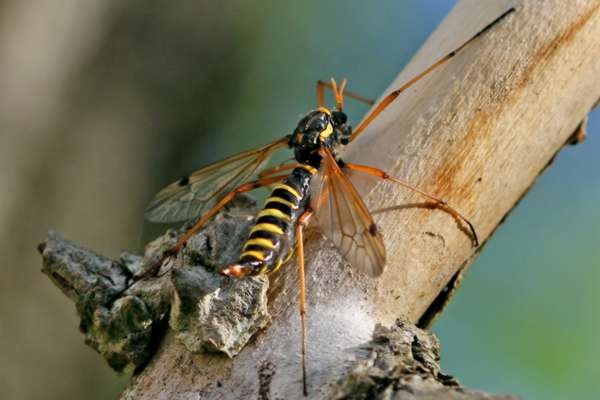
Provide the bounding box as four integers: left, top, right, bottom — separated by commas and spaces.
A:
145, 136, 289, 223
311, 147, 386, 277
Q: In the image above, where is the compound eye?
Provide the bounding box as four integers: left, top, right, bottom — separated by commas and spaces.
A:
331, 111, 347, 125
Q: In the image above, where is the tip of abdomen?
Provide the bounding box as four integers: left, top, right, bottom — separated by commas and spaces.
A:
220, 264, 252, 278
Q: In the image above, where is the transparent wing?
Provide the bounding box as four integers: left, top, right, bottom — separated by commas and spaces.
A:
145, 136, 289, 223
311, 147, 386, 277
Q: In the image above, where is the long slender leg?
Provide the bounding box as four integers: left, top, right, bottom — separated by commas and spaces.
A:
316, 79, 375, 108
350, 8, 515, 141
162, 174, 289, 261
295, 209, 313, 397
343, 162, 478, 246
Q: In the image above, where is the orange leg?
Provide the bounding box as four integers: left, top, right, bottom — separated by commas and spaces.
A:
162, 174, 289, 262
316, 79, 375, 109
258, 162, 299, 179
350, 8, 515, 141
295, 209, 313, 397
343, 162, 479, 246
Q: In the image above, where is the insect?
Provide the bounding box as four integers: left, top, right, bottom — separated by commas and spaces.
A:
144, 8, 514, 396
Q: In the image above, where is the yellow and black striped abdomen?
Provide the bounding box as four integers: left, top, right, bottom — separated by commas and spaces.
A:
238, 166, 315, 274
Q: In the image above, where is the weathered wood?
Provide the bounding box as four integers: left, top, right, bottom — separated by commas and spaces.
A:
39, 0, 600, 398
343, 0, 600, 326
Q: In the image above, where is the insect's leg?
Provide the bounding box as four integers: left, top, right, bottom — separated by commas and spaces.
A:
162, 174, 289, 262
342, 162, 478, 246
316, 79, 375, 108
295, 209, 313, 397
258, 162, 300, 179
350, 8, 515, 141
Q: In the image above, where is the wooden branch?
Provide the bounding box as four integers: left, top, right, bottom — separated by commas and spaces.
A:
39, 224, 517, 400
38, 0, 600, 398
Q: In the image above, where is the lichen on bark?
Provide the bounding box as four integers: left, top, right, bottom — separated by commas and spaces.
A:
39, 195, 520, 399
330, 319, 518, 400
38, 195, 269, 372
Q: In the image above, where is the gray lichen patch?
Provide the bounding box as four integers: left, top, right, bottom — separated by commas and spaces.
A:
165, 195, 270, 357
38, 194, 269, 372
330, 319, 518, 400
84, 295, 155, 373
169, 266, 270, 357
39, 232, 169, 373
40, 231, 129, 308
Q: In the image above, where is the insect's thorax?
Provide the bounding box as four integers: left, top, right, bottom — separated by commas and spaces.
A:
289, 108, 351, 168
237, 166, 316, 275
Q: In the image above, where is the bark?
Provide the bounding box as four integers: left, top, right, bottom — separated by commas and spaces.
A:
37, 0, 600, 399
38, 201, 517, 400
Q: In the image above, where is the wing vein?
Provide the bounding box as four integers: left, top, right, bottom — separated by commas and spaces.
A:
145, 137, 289, 223
310, 147, 386, 277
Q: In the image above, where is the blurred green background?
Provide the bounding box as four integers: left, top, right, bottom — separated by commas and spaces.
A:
0, 1, 597, 399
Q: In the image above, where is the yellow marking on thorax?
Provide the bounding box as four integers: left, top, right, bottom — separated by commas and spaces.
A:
272, 183, 301, 200
319, 123, 333, 139
317, 106, 332, 115
266, 196, 298, 209
243, 238, 276, 250
241, 250, 266, 261
251, 223, 284, 235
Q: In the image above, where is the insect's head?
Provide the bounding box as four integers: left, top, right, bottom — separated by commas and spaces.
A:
290, 107, 351, 152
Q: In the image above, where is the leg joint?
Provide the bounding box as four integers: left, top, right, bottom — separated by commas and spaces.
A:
298, 209, 313, 227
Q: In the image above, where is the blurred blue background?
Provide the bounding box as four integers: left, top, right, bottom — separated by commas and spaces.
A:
0, 1, 597, 399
